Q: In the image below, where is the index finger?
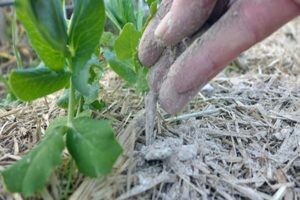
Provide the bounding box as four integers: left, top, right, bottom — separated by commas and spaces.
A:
159, 0, 300, 114
138, 0, 173, 67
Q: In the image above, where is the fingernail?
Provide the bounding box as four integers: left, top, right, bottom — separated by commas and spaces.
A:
159, 78, 200, 115
155, 12, 172, 41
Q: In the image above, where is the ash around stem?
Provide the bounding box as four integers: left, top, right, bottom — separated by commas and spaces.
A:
145, 91, 158, 145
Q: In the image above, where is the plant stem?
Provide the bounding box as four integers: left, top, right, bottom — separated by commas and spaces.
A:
67, 79, 75, 127
76, 96, 83, 117
0, 75, 10, 92
137, 0, 144, 31
12, 11, 23, 69
62, 159, 75, 199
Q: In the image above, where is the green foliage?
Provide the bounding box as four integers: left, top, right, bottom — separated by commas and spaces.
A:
86, 100, 107, 111
15, 0, 67, 71
0, 75, 14, 100
71, 55, 101, 98
100, 32, 116, 48
146, 0, 153, 6
105, 56, 148, 94
3, 0, 159, 197
9, 66, 70, 101
102, 1, 160, 94
12, 12, 23, 69
3, 0, 123, 197
144, 1, 159, 31
56, 89, 81, 109
0, 79, 18, 106
135, 66, 149, 93
66, 118, 122, 177
67, 0, 106, 96
101, 25, 142, 88
2, 126, 65, 197
104, 0, 136, 30
104, 22, 149, 93
115, 23, 141, 60
136, 0, 144, 31
104, 51, 137, 85
1, 115, 122, 197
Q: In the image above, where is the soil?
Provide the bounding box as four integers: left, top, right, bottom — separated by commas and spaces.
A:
0, 17, 300, 200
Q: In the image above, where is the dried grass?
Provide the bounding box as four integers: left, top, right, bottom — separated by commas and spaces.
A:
1, 18, 300, 200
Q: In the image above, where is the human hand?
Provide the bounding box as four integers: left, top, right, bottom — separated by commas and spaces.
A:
139, 0, 300, 114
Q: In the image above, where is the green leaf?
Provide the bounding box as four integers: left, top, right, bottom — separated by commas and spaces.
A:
105, 9, 122, 31
104, 51, 137, 85
56, 89, 70, 109
82, 84, 99, 104
146, 0, 156, 7
2, 126, 65, 197
0, 75, 11, 93
100, 32, 116, 48
114, 23, 141, 60
143, 1, 158, 32
15, 0, 67, 71
56, 89, 81, 109
120, 0, 136, 27
136, 67, 149, 94
84, 100, 107, 111
68, 0, 105, 74
9, 66, 70, 101
136, 0, 145, 31
149, 1, 158, 16
104, 0, 136, 29
66, 118, 122, 177
48, 117, 68, 130
76, 110, 93, 118
72, 55, 101, 99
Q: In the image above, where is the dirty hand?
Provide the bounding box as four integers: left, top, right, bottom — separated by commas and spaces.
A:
138, 0, 300, 114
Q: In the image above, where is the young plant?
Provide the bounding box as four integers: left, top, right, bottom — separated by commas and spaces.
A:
103, 0, 159, 94
1, 0, 122, 197
0, 74, 17, 105
104, 0, 144, 31
0, 10, 21, 105
104, 22, 149, 94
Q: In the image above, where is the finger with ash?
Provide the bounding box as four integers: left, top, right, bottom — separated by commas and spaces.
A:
145, 33, 207, 144
143, 1, 230, 144
145, 91, 158, 145
145, 46, 183, 145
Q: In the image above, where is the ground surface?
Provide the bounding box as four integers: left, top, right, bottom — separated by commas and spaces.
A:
0, 17, 300, 200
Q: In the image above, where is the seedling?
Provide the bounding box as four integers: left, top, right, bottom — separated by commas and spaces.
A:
1, 0, 122, 197
103, 0, 159, 94
103, 0, 160, 145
